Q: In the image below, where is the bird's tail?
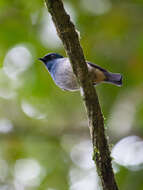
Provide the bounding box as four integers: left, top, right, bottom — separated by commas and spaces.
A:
105, 72, 122, 86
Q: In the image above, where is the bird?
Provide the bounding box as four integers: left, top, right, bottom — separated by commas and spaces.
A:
38, 53, 122, 91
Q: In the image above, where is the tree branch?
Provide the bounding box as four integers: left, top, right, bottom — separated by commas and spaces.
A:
45, 0, 119, 189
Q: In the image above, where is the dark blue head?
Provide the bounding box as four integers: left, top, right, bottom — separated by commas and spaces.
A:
38, 53, 64, 71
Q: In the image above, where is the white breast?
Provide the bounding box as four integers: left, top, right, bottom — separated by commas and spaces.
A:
53, 58, 79, 91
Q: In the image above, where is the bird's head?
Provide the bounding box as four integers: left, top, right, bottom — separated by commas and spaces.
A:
38, 53, 63, 64
38, 53, 64, 72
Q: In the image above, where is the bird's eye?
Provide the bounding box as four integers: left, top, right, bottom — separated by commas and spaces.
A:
51, 54, 55, 58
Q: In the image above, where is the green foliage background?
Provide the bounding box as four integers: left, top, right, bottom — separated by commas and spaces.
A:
0, 0, 143, 190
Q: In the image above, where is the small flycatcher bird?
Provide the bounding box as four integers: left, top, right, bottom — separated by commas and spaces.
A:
39, 53, 122, 91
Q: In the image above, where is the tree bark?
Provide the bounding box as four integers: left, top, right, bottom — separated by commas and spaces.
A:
45, 0, 119, 190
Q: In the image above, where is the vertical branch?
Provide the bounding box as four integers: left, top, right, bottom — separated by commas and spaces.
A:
45, 0, 119, 190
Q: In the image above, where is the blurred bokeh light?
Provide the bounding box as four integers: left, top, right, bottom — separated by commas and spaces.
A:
14, 158, 44, 187
3, 45, 33, 80
112, 136, 143, 171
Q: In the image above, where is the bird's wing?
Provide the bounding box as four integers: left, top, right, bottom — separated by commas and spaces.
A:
87, 62, 108, 83
87, 62, 107, 73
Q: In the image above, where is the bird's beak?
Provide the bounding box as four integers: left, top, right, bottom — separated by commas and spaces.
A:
38, 58, 45, 62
